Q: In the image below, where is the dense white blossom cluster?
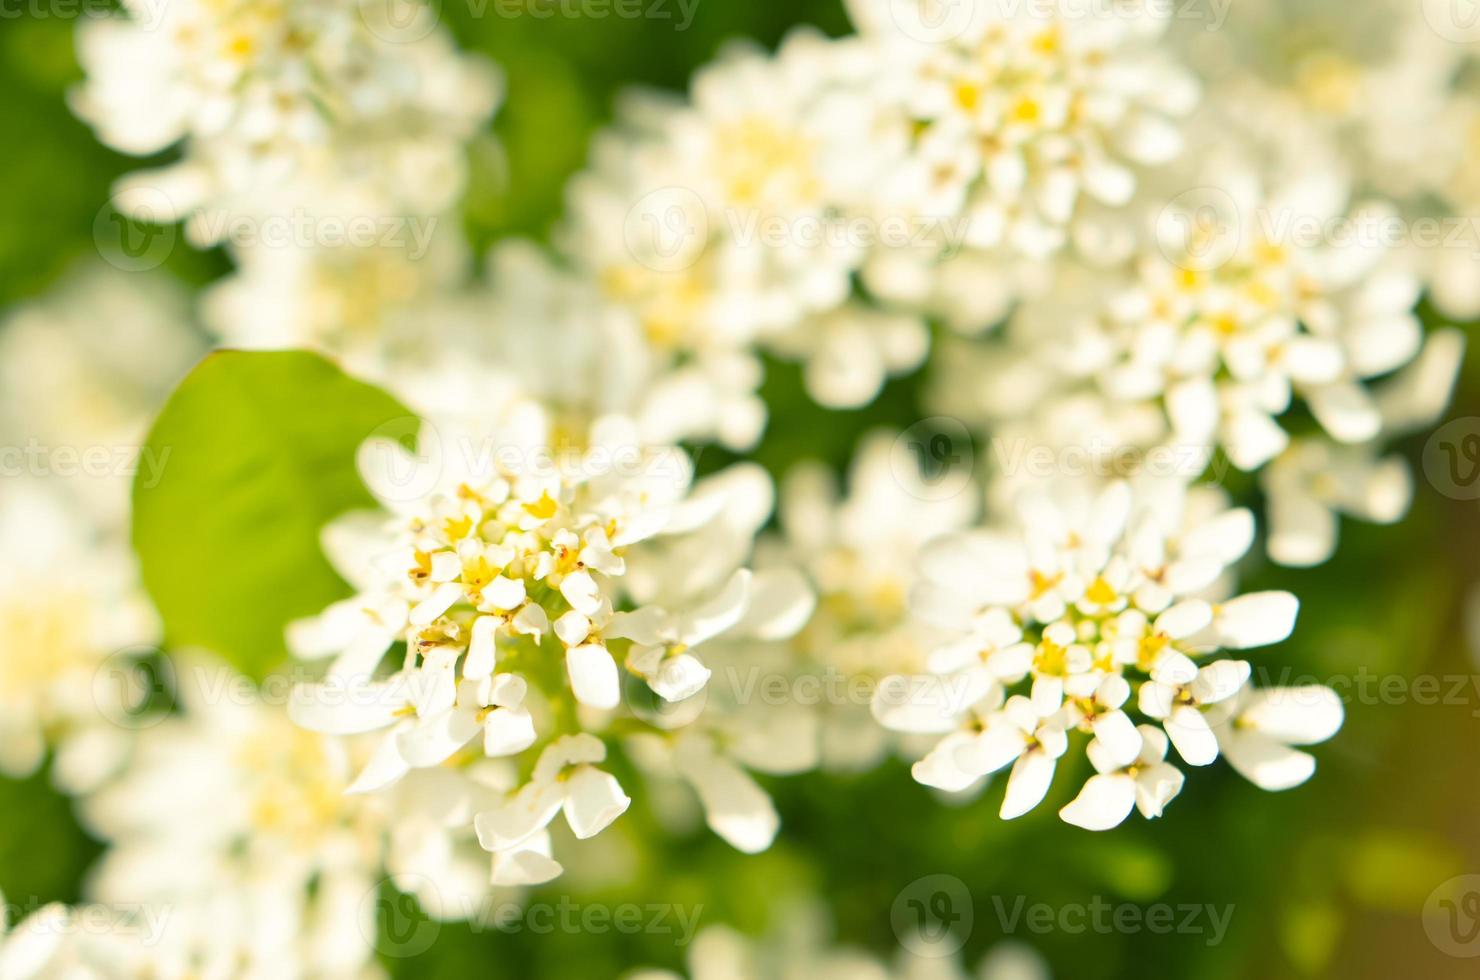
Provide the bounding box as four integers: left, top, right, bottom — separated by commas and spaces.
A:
0, 0, 1471, 973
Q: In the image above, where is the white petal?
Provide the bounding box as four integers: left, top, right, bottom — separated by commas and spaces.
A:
410, 582, 463, 626
911, 732, 987, 793
1090, 710, 1143, 769
1238, 686, 1344, 744
737, 567, 816, 641
396, 708, 483, 768
1190, 659, 1251, 705
475, 782, 563, 852
1307, 381, 1381, 444
650, 653, 711, 703
347, 733, 412, 794
676, 747, 779, 853
999, 750, 1056, 819
561, 766, 631, 839
1058, 773, 1136, 831
1220, 731, 1317, 791
566, 644, 620, 709
1132, 762, 1185, 818
559, 569, 603, 616
484, 707, 537, 757
1214, 592, 1299, 648
677, 569, 752, 647
1164, 707, 1219, 767
465, 615, 499, 680
491, 844, 564, 887
1152, 600, 1212, 640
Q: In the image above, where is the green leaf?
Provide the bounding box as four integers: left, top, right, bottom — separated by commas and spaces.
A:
132, 350, 414, 682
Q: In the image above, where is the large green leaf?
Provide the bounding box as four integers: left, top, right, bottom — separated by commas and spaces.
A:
132, 350, 414, 681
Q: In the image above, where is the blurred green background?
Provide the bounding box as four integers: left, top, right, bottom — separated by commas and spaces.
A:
3, 2, 1480, 978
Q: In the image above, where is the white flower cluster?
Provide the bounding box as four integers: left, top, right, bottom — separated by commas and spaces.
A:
73, 0, 500, 371
876, 480, 1344, 829
554, 0, 1196, 436
14, 0, 1469, 970
287, 398, 810, 883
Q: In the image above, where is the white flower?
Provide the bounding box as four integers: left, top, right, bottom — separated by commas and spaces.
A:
1217, 685, 1345, 791
879, 480, 1314, 825
72, 0, 500, 233
1059, 724, 1185, 831
1261, 439, 1411, 567
473, 734, 631, 885
0, 267, 202, 534
850, 0, 1197, 262
1136, 653, 1251, 767
79, 663, 432, 979
0, 481, 159, 789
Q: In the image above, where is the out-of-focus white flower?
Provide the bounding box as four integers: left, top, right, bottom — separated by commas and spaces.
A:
1215, 684, 1345, 791
202, 213, 471, 376
1260, 327, 1465, 567
753, 432, 977, 770
562, 30, 926, 425
0, 267, 202, 533
71, 0, 500, 236
1260, 439, 1411, 567
876, 480, 1338, 827
0, 481, 159, 789
79, 666, 398, 980
850, 0, 1197, 264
